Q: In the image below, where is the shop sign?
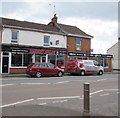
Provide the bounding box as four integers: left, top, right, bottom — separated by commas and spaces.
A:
58, 51, 67, 55
68, 52, 113, 58
11, 49, 29, 53
101, 55, 113, 58
68, 52, 84, 56
29, 49, 56, 54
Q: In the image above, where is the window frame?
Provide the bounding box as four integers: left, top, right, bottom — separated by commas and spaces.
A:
76, 40, 82, 51
44, 35, 50, 46
11, 30, 19, 43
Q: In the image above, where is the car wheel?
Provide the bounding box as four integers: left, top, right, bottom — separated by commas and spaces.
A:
98, 70, 103, 75
57, 71, 63, 77
36, 71, 42, 78
80, 70, 85, 76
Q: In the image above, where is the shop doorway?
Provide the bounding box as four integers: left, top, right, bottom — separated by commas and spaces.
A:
35, 54, 46, 63
42, 56, 46, 62
2, 53, 9, 73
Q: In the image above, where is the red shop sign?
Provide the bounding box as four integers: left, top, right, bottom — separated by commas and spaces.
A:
29, 49, 56, 54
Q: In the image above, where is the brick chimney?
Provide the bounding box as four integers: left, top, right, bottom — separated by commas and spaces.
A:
51, 14, 57, 24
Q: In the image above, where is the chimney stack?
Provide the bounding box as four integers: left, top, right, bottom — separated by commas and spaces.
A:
51, 14, 58, 24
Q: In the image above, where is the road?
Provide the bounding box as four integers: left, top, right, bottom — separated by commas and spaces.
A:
0, 74, 119, 117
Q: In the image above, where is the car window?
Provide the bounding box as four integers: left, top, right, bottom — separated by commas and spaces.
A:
28, 63, 34, 67
93, 61, 99, 66
40, 63, 47, 67
47, 63, 55, 68
35, 64, 41, 67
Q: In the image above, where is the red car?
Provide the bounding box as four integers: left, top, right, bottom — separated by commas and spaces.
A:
26, 62, 64, 78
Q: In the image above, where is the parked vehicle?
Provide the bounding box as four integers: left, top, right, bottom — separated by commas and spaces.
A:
26, 62, 64, 78
67, 60, 104, 76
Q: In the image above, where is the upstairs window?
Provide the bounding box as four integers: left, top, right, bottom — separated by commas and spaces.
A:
11, 31, 19, 43
76, 40, 82, 50
44, 36, 50, 46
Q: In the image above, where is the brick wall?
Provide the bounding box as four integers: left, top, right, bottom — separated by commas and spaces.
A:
10, 68, 27, 74
67, 37, 91, 53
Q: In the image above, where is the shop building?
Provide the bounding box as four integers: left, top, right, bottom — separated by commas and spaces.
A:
48, 14, 113, 72
1, 15, 113, 74
1, 17, 67, 74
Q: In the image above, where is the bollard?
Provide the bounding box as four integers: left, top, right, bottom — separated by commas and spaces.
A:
84, 82, 90, 113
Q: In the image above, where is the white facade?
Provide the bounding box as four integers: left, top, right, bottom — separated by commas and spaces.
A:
107, 41, 120, 70
2, 28, 67, 48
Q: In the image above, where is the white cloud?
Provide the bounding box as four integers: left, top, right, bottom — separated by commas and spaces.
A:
59, 17, 118, 54
2, 2, 49, 21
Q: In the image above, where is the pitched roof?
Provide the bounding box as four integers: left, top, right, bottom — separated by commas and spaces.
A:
57, 23, 92, 38
1, 17, 62, 34
1, 17, 93, 38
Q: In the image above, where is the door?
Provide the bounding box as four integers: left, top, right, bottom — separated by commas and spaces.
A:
42, 56, 46, 62
2, 57, 9, 73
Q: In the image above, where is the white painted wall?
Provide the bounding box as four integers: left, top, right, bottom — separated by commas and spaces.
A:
2, 28, 67, 48
107, 41, 120, 70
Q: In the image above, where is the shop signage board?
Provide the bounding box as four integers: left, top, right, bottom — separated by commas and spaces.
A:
10, 48, 113, 58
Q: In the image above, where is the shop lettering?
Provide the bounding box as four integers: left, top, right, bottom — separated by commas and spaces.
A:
29, 49, 56, 54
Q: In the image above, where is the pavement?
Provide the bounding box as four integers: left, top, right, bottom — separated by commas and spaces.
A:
0, 70, 120, 78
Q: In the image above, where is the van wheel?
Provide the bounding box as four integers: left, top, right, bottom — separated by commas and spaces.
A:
36, 72, 42, 78
57, 71, 63, 77
98, 70, 103, 75
80, 70, 85, 76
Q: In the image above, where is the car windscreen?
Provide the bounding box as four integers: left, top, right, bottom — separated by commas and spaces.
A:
28, 63, 34, 67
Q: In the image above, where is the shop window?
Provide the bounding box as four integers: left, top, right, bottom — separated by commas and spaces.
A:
35, 54, 41, 62
11, 53, 33, 67
93, 57, 108, 68
103, 58, 108, 68
23, 54, 32, 66
76, 40, 82, 50
44, 36, 50, 46
11, 31, 19, 43
11, 53, 22, 66
48, 55, 56, 65
57, 55, 64, 67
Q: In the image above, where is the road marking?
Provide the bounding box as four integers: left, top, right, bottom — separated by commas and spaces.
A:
20, 83, 51, 85
0, 99, 34, 108
97, 79, 107, 82
0, 84, 15, 87
1, 83, 51, 87
100, 93, 110, 96
37, 96, 80, 100
39, 103, 47, 105
103, 89, 119, 91
54, 81, 70, 84
52, 100, 68, 103
90, 90, 103, 95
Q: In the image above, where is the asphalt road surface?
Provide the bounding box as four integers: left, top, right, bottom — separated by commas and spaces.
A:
0, 73, 119, 117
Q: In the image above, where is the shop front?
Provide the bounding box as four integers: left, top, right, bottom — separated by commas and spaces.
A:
66, 52, 113, 72
1, 44, 113, 74
1, 45, 66, 74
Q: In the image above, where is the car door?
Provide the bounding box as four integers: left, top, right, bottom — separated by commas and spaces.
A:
47, 63, 57, 75
93, 60, 100, 72
39, 63, 48, 75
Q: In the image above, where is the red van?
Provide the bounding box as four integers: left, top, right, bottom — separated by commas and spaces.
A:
67, 60, 104, 76
26, 62, 64, 78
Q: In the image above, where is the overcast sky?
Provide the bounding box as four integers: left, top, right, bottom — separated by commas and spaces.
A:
0, 0, 118, 54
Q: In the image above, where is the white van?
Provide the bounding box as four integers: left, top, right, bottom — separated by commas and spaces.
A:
67, 60, 104, 75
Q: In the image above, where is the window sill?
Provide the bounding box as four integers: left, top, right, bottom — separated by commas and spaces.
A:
10, 67, 27, 68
